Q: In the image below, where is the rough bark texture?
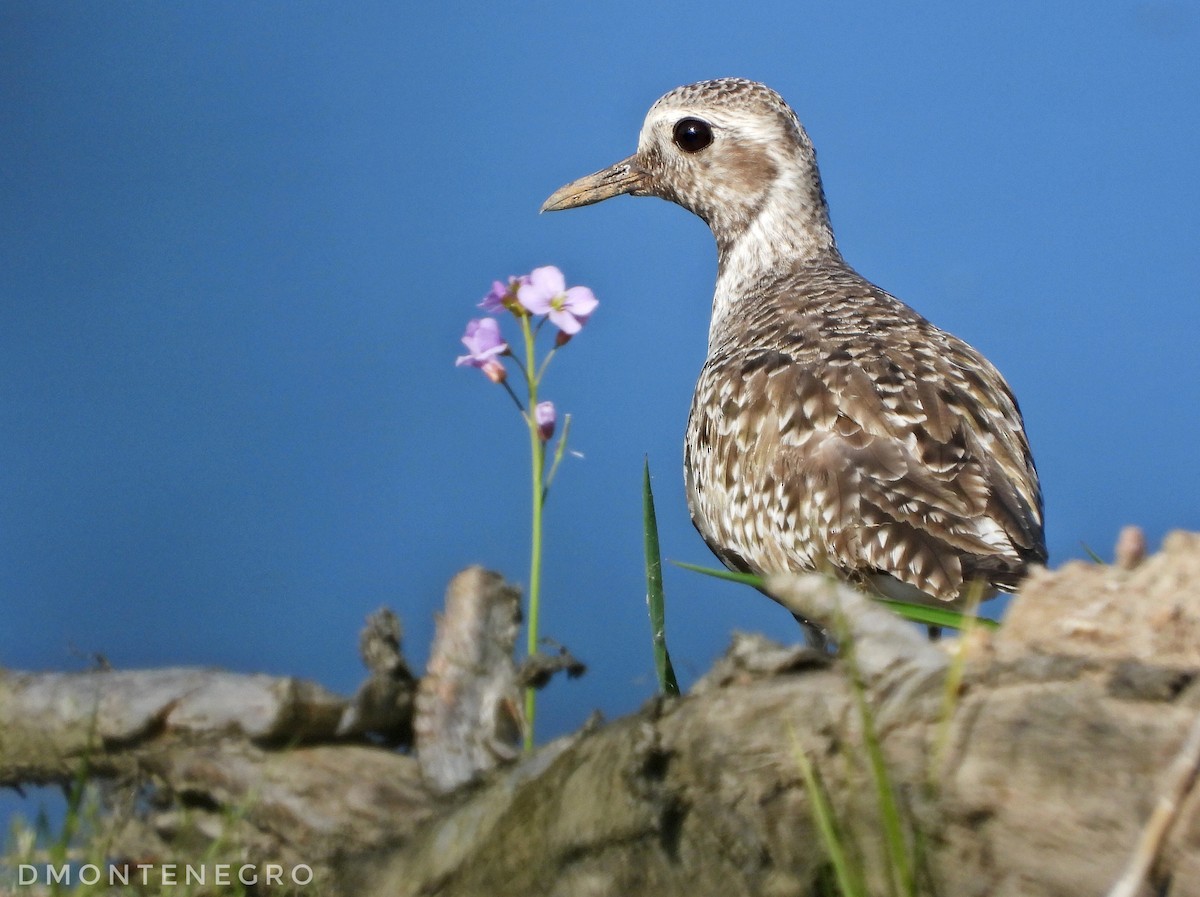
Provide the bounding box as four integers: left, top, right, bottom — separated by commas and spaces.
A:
3, 531, 1200, 896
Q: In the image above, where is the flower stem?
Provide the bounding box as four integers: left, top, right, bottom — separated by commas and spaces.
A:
521, 315, 544, 753
535, 346, 558, 383
543, 413, 571, 502
499, 378, 526, 413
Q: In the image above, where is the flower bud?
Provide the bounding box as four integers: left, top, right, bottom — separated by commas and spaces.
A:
482, 359, 507, 384
535, 401, 556, 441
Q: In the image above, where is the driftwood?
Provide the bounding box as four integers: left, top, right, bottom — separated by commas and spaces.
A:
3, 530, 1200, 896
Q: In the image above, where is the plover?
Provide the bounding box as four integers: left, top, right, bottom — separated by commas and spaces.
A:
543, 78, 1046, 631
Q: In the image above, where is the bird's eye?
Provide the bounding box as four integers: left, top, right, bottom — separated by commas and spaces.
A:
672, 118, 713, 153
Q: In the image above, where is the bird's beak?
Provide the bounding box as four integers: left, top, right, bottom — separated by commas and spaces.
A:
541, 155, 649, 212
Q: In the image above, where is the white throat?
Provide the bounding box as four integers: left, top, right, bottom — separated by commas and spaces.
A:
708, 166, 838, 346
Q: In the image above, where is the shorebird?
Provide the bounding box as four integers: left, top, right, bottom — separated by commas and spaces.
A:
543, 78, 1046, 636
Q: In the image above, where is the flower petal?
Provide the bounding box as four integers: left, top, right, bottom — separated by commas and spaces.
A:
459, 317, 508, 362
563, 286, 598, 316
478, 280, 508, 311
517, 282, 552, 314
528, 265, 565, 295
548, 309, 582, 335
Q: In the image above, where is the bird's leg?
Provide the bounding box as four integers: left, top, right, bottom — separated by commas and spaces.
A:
794, 614, 832, 652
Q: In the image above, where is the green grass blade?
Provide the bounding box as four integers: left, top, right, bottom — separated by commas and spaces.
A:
643, 458, 679, 696
790, 727, 868, 897
849, 664, 918, 897
934, 579, 986, 772
673, 560, 998, 631
673, 560, 765, 588
875, 597, 999, 632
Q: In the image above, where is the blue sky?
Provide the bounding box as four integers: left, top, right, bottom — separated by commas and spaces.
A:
2, 0, 1198, 782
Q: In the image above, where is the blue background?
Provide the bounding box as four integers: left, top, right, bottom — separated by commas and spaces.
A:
2, 0, 1198, 812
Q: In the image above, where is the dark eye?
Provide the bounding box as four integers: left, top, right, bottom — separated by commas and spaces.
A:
672, 117, 713, 153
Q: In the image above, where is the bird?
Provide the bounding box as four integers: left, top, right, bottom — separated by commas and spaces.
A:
542, 78, 1046, 639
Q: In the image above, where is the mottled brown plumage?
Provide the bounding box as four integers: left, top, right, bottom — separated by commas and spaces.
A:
544, 78, 1046, 613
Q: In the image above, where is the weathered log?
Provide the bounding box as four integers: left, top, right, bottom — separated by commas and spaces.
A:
3, 532, 1200, 897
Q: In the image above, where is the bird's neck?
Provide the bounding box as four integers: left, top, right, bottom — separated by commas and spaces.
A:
710, 190, 840, 345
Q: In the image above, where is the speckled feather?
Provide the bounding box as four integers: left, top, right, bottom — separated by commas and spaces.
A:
546, 78, 1046, 606
686, 262, 1044, 603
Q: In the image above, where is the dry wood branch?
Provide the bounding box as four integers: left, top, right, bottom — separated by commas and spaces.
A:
0, 668, 347, 786
1107, 710, 1200, 897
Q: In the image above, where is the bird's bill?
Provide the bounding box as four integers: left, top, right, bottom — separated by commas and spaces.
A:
541, 156, 648, 212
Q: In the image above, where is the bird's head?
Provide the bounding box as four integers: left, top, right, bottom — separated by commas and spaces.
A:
542, 78, 836, 262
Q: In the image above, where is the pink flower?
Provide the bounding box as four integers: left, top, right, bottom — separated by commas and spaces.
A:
517, 266, 598, 335
455, 317, 508, 382
479, 275, 531, 314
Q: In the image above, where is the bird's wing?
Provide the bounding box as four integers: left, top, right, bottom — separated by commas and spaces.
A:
689, 310, 1044, 601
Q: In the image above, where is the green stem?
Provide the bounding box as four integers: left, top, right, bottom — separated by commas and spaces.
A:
521, 314, 544, 753
499, 377, 526, 413
543, 413, 571, 501
535, 345, 558, 383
